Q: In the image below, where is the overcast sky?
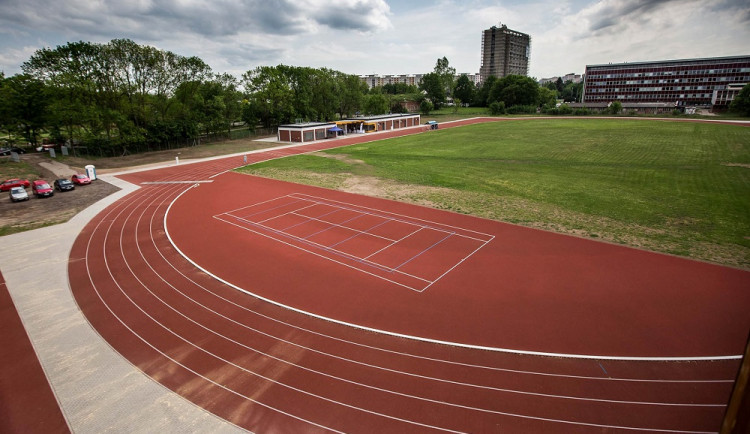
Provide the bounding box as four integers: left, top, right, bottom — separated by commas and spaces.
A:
1, 0, 748, 80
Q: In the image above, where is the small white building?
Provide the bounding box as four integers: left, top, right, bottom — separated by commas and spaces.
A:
277, 122, 336, 143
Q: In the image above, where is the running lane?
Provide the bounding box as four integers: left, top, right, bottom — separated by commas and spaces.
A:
0, 271, 70, 433
68, 119, 749, 432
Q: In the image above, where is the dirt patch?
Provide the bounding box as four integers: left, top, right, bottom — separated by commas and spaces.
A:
62, 137, 278, 171
0, 153, 120, 235
722, 162, 750, 169
311, 151, 366, 166
244, 168, 750, 269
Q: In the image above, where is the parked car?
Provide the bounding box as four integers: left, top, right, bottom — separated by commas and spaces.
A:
9, 186, 29, 202
31, 180, 54, 198
71, 173, 91, 185
1, 178, 31, 191
0, 147, 23, 155
54, 178, 75, 192
35, 144, 56, 152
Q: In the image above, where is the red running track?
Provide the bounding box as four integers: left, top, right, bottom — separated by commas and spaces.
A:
69, 119, 750, 433
0, 271, 70, 433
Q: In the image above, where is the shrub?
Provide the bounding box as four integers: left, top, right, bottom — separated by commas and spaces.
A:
558, 104, 573, 115
506, 105, 536, 114
420, 100, 434, 115
488, 101, 506, 115
608, 101, 623, 115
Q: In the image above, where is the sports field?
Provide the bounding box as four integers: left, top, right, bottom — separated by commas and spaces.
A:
239, 118, 750, 268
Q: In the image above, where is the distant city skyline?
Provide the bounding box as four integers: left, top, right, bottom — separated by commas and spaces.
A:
1, 0, 748, 81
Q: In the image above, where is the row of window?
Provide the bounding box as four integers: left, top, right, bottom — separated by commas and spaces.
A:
591, 76, 745, 86
587, 93, 711, 100
587, 66, 750, 80
589, 85, 728, 92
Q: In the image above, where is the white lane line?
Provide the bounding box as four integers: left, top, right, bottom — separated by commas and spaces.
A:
119, 177, 723, 434
174, 192, 742, 361
105, 184, 465, 433
132, 194, 731, 407
85, 180, 344, 432
141, 180, 214, 184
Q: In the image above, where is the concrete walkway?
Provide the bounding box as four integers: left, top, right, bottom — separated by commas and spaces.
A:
0, 174, 244, 433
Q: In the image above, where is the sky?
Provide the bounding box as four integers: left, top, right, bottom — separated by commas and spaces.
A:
0, 0, 748, 81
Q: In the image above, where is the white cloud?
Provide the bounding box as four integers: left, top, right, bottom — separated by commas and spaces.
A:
0, 0, 748, 79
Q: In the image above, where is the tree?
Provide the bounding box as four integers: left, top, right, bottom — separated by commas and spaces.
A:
488, 75, 539, 107
608, 100, 623, 114
555, 77, 564, 94
474, 75, 497, 106
729, 83, 750, 116
420, 100, 434, 115
538, 87, 558, 109
453, 74, 476, 106
561, 81, 583, 102
433, 56, 456, 97
242, 65, 295, 127
336, 73, 367, 118
1, 74, 49, 145
22, 39, 214, 152
419, 73, 446, 109
363, 92, 389, 115
488, 101, 505, 115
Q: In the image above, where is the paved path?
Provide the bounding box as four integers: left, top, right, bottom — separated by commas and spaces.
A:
2, 117, 748, 432
0, 173, 245, 433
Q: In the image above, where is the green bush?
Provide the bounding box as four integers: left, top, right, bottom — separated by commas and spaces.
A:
506, 105, 536, 114
608, 101, 623, 114
488, 101, 506, 115
420, 100, 434, 115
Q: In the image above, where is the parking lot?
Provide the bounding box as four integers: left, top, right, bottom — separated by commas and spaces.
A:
0, 153, 120, 233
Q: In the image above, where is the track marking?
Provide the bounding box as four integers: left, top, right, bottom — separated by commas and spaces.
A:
175, 191, 741, 361
215, 193, 492, 292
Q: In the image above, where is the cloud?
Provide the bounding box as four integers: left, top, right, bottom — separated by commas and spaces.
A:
0, 0, 392, 39
307, 0, 392, 32
0, 0, 747, 80
582, 0, 693, 35
530, 0, 750, 78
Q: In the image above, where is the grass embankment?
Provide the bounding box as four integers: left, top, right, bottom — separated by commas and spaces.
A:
237, 119, 750, 268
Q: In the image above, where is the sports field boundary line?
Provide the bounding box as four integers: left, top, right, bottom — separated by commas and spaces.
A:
214, 213, 431, 283
165, 185, 742, 362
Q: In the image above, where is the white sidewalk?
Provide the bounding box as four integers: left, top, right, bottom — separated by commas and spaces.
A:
0, 175, 244, 433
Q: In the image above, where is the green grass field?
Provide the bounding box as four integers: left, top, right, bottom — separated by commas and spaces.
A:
237, 119, 750, 268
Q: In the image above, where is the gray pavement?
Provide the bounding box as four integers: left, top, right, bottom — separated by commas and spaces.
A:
0, 174, 245, 433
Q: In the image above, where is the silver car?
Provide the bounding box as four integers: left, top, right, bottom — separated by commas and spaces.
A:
9, 186, 29, 202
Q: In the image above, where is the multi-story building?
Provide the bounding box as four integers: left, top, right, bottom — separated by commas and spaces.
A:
582, 56, 750, 108
479, 24, 531, 82
460, 73, 482, 86
539, 73, 583, 86
360, 73, 481, 90
360, 74, 423, 89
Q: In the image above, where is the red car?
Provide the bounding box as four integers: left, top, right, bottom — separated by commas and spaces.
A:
71, 173, 91, 185
31, 180, 54, 198
1, 178, 31, 191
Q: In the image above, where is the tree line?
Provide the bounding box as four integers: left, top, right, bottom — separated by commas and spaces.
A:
414, 57, 584, 115
0, 39, 377, 156
2, 39, 639, 157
